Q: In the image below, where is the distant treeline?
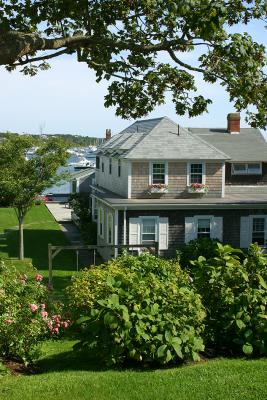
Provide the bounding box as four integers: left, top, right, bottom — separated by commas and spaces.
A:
0, 132, 105, 147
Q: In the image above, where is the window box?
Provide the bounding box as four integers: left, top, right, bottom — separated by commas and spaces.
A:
148, 184, 168, 194
187, 183, 209, 194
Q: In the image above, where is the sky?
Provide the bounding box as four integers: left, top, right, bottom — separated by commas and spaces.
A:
0, 19, 266, 140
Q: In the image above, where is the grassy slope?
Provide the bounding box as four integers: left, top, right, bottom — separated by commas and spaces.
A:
1, 340, 267, 400
0, 205, 76, 293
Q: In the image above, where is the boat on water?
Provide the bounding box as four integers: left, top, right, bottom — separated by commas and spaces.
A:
68, 157, 95, 169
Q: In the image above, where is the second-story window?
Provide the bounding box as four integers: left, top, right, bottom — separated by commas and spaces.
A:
101, 161, 104, 172
96, 156, 100, 170
189, 163, 203, 184
109, 158, 112, 174
118, 159, 121, 177
152, 163, 165, 184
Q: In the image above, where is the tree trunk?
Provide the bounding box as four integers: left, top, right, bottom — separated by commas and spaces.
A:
19, 216, 24, 260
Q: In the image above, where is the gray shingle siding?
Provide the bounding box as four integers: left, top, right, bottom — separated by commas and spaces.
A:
117, 209, 267, 258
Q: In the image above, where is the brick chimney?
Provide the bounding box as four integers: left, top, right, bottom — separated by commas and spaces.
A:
227, 113, 240, 134
105, 129, 112, 140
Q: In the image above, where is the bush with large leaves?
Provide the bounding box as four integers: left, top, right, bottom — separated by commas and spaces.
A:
67, 253, 205, 366
191, 243, 267, 356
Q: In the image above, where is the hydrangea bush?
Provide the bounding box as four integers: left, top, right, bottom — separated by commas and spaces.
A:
190, 243, 267, 356
67, 253, 205, 366
0, 261, 70, 364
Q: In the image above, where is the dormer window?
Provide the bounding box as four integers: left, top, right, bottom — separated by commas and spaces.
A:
231, 163, 261, 175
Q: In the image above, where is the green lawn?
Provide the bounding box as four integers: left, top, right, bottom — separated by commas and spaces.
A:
0, 204, 76, 293
0, 340, 267, 400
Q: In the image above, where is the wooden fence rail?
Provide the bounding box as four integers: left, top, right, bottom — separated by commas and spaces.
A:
48, 242, 159, 288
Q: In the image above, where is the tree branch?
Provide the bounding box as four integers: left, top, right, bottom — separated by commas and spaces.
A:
11, 49, 69, 66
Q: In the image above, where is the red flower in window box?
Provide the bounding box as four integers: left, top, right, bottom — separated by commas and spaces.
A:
188, 183, 209, 194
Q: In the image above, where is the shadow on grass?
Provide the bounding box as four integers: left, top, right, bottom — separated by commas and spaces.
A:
37, 346, 110, 373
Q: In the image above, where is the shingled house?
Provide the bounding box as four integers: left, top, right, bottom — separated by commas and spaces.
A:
91, 114, 267, 259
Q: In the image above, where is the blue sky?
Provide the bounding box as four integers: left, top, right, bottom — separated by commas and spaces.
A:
0, 20, 266, 139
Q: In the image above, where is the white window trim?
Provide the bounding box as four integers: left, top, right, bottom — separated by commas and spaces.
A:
107, 212, 114, 245
231, 162, 262, 175
149, 162, 168, 185
187, 162, 206, 186
194, 215, 213, 238
98, 207, 104, 238
249, 215, 267, 247
127, 161, 132, 199
140, 216, 159, 244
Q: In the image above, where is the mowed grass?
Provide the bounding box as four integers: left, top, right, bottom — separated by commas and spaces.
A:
0, 204, 76, 293
0, 340, 267, 400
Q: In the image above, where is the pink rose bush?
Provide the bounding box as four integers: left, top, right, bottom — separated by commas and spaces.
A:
0, 261, 71, 364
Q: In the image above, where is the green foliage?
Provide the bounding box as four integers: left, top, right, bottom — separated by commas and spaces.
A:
177, 238, 220, 269
0, 135, 69, 259
0, 1, 266, 127
190, 243, 267, 356
0, 261, 70, 364
69, 193, 97, 245
67, 253, 205, 366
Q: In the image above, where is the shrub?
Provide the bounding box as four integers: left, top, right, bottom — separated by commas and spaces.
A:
69, 193, 97, 244
67, 253, 205, 366
177, 238, 219, 269
0, 261, 70, 364
190, 243, 267, 356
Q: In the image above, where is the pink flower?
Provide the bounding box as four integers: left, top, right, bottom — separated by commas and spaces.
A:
61, 320, 70, 329
29, 303, 38, 312
35, 273, 43, 282
4, 319, 13, 325
41, 311, 48, 320
41, 303, 46, 310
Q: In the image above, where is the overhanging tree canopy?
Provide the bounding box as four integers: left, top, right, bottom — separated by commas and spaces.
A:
0, 0, 266, 127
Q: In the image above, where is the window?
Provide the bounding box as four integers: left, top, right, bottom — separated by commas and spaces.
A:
96, 156, 100, 170
189, 163, 203, 184
232, 163, 261, 175
107, 213, 113, 244
152, 163, 165, 184
99, 207, 104, 238
252, 217, 265, 245
141, 218, 157, 245
109, 158, 112, 174
118, 159, 121, 177
101, 161, 104, 172
197, 218, 211, 238
71, 180, 77, 193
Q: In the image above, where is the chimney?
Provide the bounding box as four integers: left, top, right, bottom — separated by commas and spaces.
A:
227, 112, 240, 134
105, 128, 112, 141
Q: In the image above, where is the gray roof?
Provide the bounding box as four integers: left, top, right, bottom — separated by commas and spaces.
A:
92, 185, 267, 209
98, 117, 229, 160
71, 167, 95, 180
189, 128, 267, 162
